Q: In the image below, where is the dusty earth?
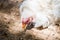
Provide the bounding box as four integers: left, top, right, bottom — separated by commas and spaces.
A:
0, 0, 60, 40
0, 0, 39, 40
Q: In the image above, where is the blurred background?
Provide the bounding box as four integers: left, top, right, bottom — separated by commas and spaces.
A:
0, 0, 60, 40
0, 0, 37, 40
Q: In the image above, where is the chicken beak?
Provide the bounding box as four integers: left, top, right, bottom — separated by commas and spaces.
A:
22, 23, 27, 30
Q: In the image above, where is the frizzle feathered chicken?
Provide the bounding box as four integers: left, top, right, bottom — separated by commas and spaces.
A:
19, 0, 60, 31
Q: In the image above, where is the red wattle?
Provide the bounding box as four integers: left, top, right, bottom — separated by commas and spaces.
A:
22, 17, 33, 24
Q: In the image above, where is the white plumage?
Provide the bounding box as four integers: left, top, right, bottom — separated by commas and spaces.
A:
20, 0, 60, 28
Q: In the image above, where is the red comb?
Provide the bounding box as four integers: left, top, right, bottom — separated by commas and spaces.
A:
22, 17, 33, 24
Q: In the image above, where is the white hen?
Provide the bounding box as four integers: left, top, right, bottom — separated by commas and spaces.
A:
20, 0, 60, 29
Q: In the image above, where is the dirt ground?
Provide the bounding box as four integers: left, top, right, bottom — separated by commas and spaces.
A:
0, 0, 39, 40
0, 0, 27, 40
